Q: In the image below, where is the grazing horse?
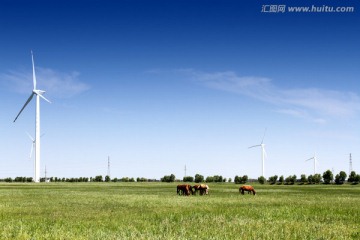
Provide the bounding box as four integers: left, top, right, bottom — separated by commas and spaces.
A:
192, 184, 209, 195
239, 185, 256, 195
177, 184, 192, 196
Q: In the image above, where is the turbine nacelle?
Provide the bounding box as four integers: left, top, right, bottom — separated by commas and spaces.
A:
33, 89, 51, 103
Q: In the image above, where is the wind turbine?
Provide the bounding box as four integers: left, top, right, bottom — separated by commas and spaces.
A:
14, 51, 51, 183
26, 132, 45, 160
26, 132, 35, 160
249, 128, 267, 178
306, 153, 317, 175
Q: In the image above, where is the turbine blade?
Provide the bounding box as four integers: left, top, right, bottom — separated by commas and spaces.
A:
31, 51, 37, 90
38, 93, 51, 103
305, 157, 314, 162
263, 147, 267, 158
26, 132, 35, 142
13, 93, 35, 122
248, 144, 261, 149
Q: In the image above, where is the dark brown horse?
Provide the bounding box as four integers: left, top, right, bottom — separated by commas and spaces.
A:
192, 184, 209, 195
239, 185, 256, 195
177, 184, 193, 196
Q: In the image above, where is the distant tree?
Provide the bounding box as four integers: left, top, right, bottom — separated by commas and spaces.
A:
15, 177, 26, 182
285, 176, 291, 185
258, 176, 265, 184
170, 174, 175, 182
267, 175, 278, 185
160, 176, 168, 182
348, 171, 357, 183
307, 175, 314, 184
105, 175, 111, 182
228, 178, 232, 183
278, 175, 284, 185
5, 177, 13, 183
285, 175, 296, 185
322, 170, 334, 184
313, 174, 322, 184
300, 174, 307, 184
205, 176, 214, 183
354, 174, 360, 184
241, 175, 248, 184
161, 174, 175, 183
234, 175, 241, 184
194, 174, 204, 183
215, 175, 223, 182
183, 176, 194, 182
121, 177, 129, 182
335, 171, 347, 184
94, 175, 103, 182
235, 175, 248, 184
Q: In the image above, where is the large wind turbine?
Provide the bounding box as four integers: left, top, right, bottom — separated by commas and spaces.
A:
14, 51, 51, 183
306, 153, 317, 175
249, 128, 267, 178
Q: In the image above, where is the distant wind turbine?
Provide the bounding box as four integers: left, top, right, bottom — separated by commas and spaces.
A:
249, 128, 267, 178
26, 132, 35, 160
306, 153, 317, 175
14, 51, 51, 183
26, 132, 45, 160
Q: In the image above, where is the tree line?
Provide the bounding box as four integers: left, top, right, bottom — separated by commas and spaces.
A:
1, 170, 359, 184
259, 170, 360, 185
163, 170, 360, 185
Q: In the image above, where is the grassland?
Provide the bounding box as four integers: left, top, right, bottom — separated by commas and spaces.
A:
0, 182, 359, 239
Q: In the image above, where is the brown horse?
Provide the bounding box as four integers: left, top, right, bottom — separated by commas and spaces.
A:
239, 185, 256, 195
177, 184, 193, 196
192, 184, 209, 195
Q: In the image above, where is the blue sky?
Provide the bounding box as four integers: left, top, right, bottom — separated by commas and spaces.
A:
0, 0, 359, 180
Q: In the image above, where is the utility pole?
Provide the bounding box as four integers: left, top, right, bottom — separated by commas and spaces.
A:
107, 156, 111, 179
44, 165, 47, 182
349, 153, 353, 176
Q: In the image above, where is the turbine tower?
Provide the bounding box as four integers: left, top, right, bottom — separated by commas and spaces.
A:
306, 153, 317, 175
14, 51, 51, 183
249, 128, 267, 178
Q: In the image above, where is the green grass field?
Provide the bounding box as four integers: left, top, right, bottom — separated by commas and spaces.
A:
0, 182, 359, 239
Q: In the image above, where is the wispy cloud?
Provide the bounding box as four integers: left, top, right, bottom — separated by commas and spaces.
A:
1, 67, 90, 98
179, 69, 360, 123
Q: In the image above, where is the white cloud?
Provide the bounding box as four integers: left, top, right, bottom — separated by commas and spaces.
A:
181, 69, 360, 122
1, 67, 90, 98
